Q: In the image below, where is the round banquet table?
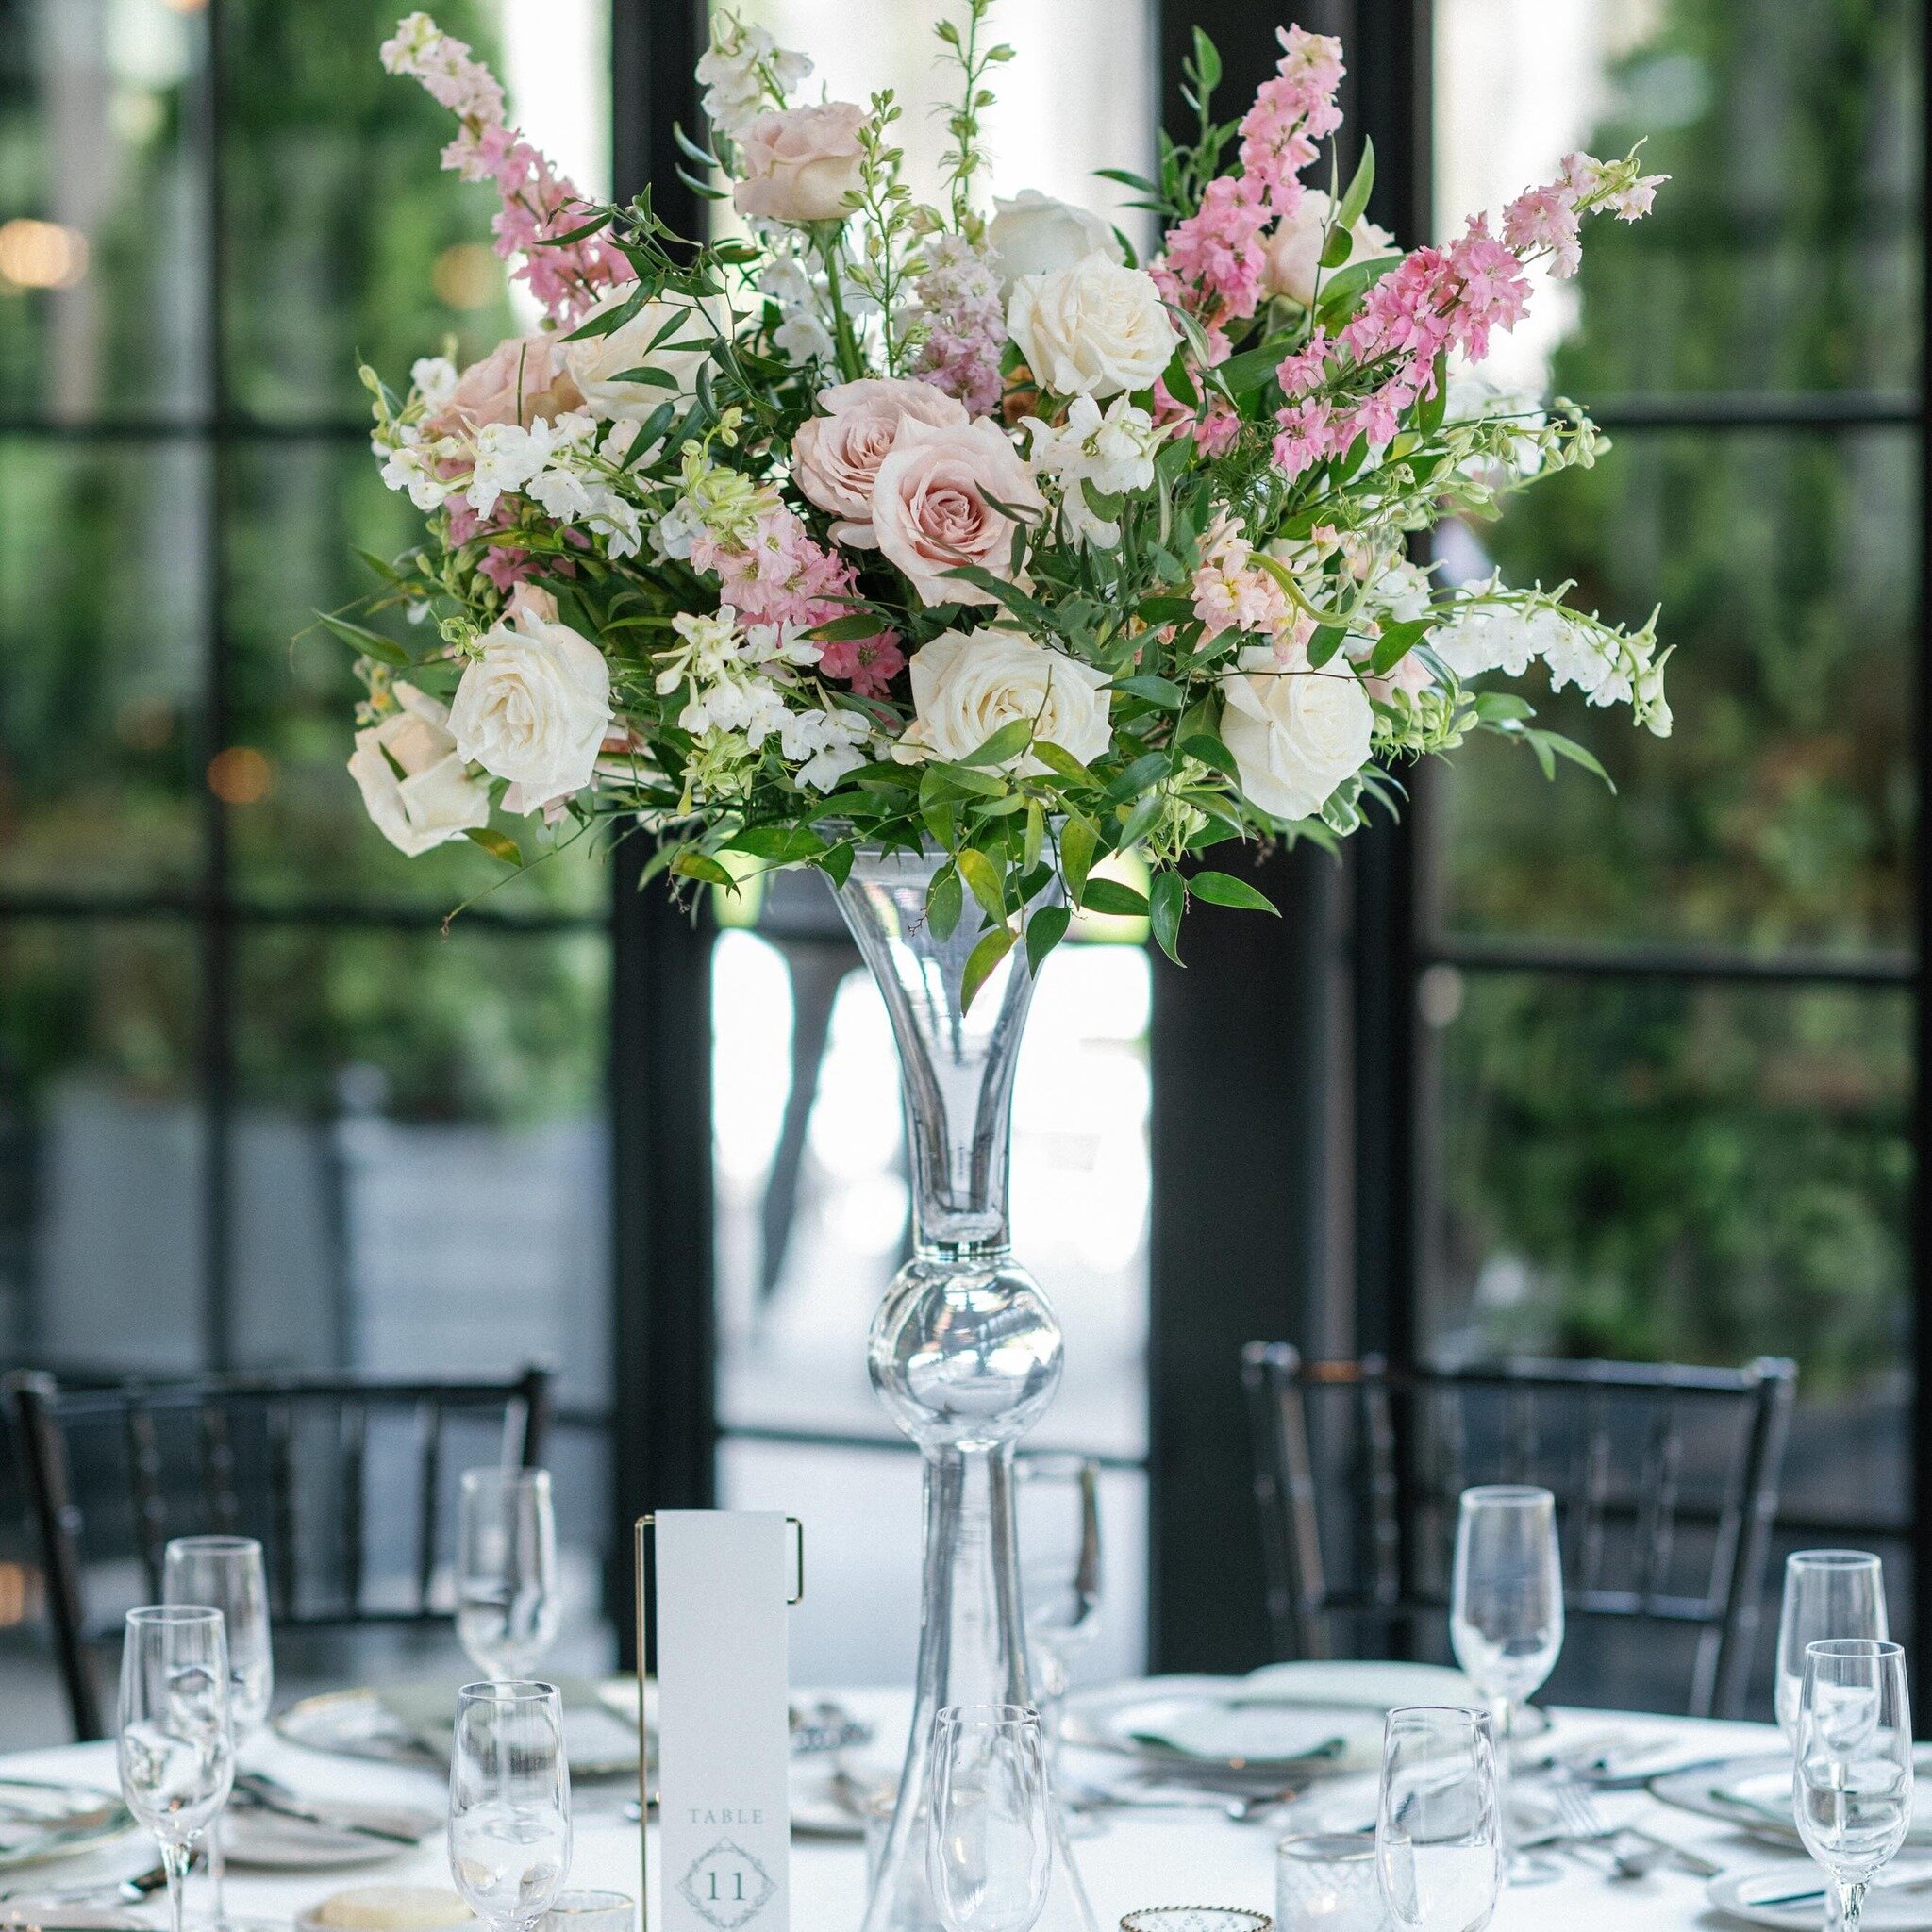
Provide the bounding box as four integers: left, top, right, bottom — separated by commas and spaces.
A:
0, 1690, 1825, 1931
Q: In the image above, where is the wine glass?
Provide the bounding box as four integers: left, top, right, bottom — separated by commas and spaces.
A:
926, 1705, 1053, 1932
1448, 1485, 1562, 1884
118, 1606, 235, 1932
1014, 1454, 1102, 1774
1777, 1553, 1889, 1745
1375, 1707, 1502, 1932
164, 1536, 272, 1932
1794, 1639, 1913, 1932
457, 1468, 560, 1679
449, 1680, 572, 1932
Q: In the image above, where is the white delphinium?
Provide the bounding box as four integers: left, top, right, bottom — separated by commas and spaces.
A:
378, 426, 463, 511
1023, 394, 1166, 548
410, 356, 458, 411
696, 12, 811, 139
779, 702, 874, 790
759, 256, 837, 364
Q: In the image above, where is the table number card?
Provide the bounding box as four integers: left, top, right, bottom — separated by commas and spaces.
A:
650, 1510, 793, 1932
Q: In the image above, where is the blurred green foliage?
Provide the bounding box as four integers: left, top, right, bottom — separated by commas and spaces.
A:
1433, 0, 1919, 1391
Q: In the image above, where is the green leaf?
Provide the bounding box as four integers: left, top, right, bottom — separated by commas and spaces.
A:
670, 848, 739, 891
1149, 870, 1185, 964
1190, 25, 1223, 94
960, 717, 1034, 767
1418, 351, 1450, 435
1110, 673, 1187, 708
464, 827, 522, 866
1158, 348, 1199, 410
726, 824, 828, 862
602, 363, 681, 389
809, 612, 896, 641
1032, 741, 1096, 784
1060, 814, 1098, 903
1335, 137, 1376, 231
317, 610, 410, 668
1370, 618, 1431, 675
1023, 800, 1045, 874
1081, 877, 1149, 917
817, 841, 856, 889
956, 846, 1008, 923
1307, 624, 1347, 669
1177, 732, 1241, 781
960, 924, 1017, 1013
1320, 222, 1355, 269
1472, 690, 1535, 724
1105, 749, 1170, 805
926, 760, 1008, 797
927, 863, 964, 941
1526, 728, 1616, 790
1219, 340, 1291, 397
1188, 869, 1278, 913
1024, 903, 1070, 975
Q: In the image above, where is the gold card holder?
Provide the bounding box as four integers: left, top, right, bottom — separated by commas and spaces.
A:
634, 1513, 805, 1932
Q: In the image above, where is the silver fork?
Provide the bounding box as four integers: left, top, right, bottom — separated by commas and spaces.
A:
1550, 1781, 1717, 1879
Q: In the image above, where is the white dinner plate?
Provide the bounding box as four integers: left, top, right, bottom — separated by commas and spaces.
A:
1656, 1749, 1932, 1850
1061, 1663, 1540, 1783
1709, 1865, 1932, 1929
225, 1799, 441, 1871
0, 1780, 137, 1872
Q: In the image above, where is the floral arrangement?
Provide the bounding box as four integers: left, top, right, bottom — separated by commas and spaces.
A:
343, 7, 1668, 994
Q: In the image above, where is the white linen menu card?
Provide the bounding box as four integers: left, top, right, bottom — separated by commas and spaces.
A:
653, 1510, 791, 1932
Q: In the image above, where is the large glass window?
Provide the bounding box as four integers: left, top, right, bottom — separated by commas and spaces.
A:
1427, 0, 1922, 1687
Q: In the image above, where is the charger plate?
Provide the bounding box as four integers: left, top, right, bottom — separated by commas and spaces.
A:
0, 1780, 135, 1872
1656, 1748, 1932, 1851
1709, 1865, 1932, 1930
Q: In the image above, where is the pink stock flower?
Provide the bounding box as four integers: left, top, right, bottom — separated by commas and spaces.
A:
1502, 183, 1582, 277
692, 508, 858, 631
1442, 216, 1530, 360
1236, 27, 1344, 219
1191, 514, 1293, 639
1162, 175, 1271, 324
906, 237, 1008, 418
816, 631, 907, 697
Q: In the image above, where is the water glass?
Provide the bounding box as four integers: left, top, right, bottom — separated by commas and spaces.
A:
449, 1680, 572, 1932
1794, 1639, 1913, 1932
1277, 1831, 1389, 1931
118, 1606, 235, 1932
1448, 1485, 1561, 1882
164, 1536, 273, 1932
1375, 1707, 1502, 1932
926, 1705, 1052, 1932
1776, 1552, 1889, 1744
1015, 1454, 1102, 1766
457, 1468, 560, 1680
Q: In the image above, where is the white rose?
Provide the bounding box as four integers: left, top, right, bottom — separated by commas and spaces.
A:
347, 681, 491, 857
1219, 642, 1373, 823
1008, 255, 1177, 399
988, 190, 1123, 296
563, 288, 724, 423
907, 628, 1111, 772
449, 606, 612, 803
1260, 190, 1399, 308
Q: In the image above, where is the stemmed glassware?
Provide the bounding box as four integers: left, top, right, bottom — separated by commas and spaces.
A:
1793, 1639, 1913, 1932
1447, 1485, 1562, 1884
118, 1606, 236, 1932
1375, 1707, 1502, 1932
163, 1535, 273, 1932
448, 1681, 572, 1932
1014, 1454, 1102, 1780
926, 1706, 1053, 1932
1776, 1553, 1889, 1745
457, 1468, 560, 1680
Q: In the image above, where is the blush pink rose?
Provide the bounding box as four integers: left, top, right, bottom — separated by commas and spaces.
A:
869, 417, 1045, 608
732, 104, 868, 224
428, 335, 584, 434
792, 378, 970, 545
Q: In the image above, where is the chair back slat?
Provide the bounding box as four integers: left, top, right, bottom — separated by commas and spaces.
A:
1242, 1348, 1797, 1720
5, 1366, 554, 1740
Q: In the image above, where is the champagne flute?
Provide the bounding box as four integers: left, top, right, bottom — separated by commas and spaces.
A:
1794, 1639, 1913, 1932
1777, 1553, 1888, 1745
457, 1468, 560, 1680
926, 1706, 1053, 1932
1014, 1454, 1102, 1780
1448, 1486, 1561, 1884
449, 1681, 572, 1932
164, 1536, 272, 1932
118, 1606, 235, 1932
1376, 1707, 1502, 1932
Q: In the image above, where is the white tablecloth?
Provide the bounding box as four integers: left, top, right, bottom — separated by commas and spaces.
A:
0, 1692, 1819, 1930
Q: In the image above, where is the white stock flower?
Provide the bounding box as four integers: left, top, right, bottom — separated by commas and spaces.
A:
1219, 643, 1374, 823
379, 430, 462, 511
410, 356, 459, 411
1024, 393, 1164, 548
1008, 256, 1176, 399
346, 681, 491, 857
696, 20, 810, 138
988, 191, 1123, 296
564, 289, 724, 423
907, 628, 1111, 771
450, 605, 612, 802
779, 703, 872, 790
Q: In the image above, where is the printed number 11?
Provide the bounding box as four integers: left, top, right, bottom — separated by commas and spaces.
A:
707, 1873, 746, 1904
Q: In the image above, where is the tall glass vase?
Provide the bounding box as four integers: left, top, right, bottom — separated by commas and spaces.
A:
834, 847, 1097, 1932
